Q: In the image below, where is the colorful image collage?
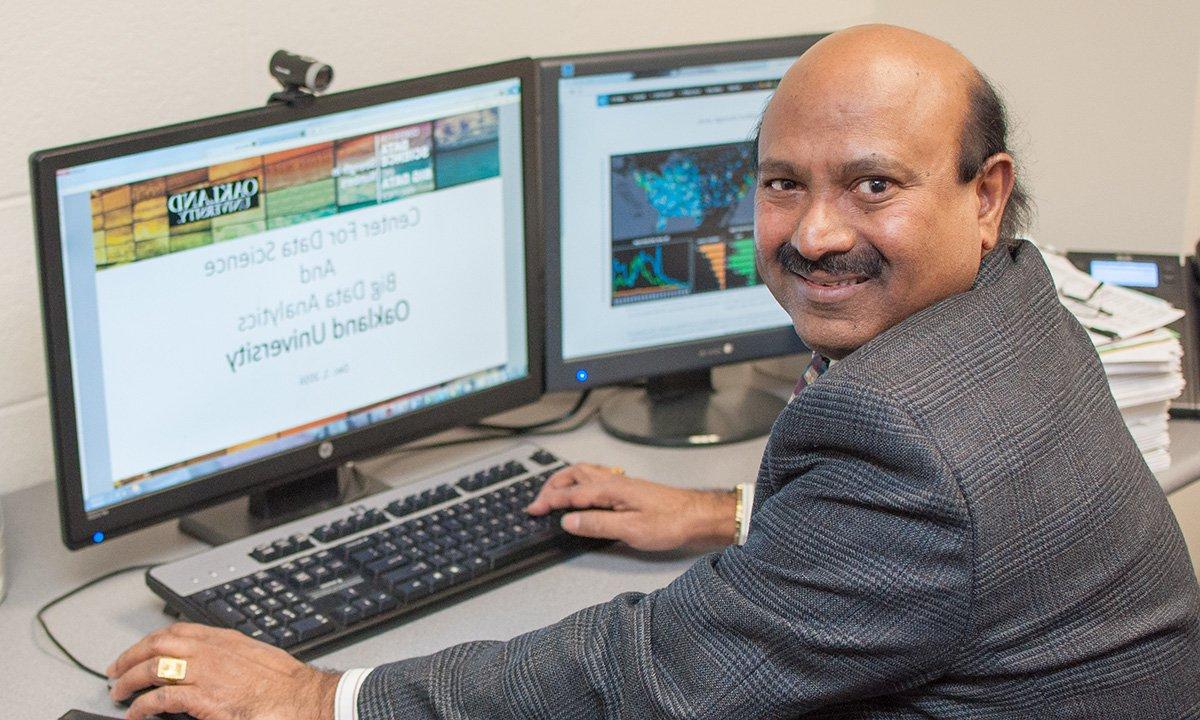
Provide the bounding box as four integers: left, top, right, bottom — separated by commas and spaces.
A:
90, 107, 501, 270
608, 141, 759, 306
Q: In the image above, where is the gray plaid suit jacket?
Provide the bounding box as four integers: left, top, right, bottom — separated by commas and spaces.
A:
359, 241, 1200, 718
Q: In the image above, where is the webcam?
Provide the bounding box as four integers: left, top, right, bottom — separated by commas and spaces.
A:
268, 50, 333, 106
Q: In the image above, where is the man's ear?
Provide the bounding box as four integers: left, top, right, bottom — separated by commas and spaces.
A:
975, 152, 1015, 254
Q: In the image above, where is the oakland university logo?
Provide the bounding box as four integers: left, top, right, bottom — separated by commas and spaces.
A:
166, 177, 261, 226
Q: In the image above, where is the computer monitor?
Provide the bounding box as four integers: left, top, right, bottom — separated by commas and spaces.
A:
539, 35, 824, 446
30, 60, 541, 550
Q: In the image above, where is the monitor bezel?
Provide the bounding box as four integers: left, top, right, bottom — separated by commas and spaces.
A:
537, 35, 824, 391
30, 58, 544, 550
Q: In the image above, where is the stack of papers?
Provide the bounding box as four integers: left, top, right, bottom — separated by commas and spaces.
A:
1040, 249, 1185, 473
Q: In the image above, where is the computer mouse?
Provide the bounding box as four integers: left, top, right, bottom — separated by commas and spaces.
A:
112, 686, 199, 720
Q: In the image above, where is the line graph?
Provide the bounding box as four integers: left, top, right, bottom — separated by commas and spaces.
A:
612, 244, 689, 304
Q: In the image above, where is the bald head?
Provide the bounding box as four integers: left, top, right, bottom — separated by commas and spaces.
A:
781, 24, 978, 129
752, 24, 1023, 359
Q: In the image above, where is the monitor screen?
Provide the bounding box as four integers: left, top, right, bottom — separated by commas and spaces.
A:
1089, 259, 1160, 288
33, 62, 538, 546
542, 37, 820, 390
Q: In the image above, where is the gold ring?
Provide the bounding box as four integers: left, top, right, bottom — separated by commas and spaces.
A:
609, 466, 625, 476
155, 656, 188, 684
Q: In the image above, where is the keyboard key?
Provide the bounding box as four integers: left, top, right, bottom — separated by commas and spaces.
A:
466, 556, 488, 577
289, 571, 316, 589
352, 548, 381, 566
339, 537, 374, 560
444, 564, 468, 584
353, 597, 380, 618
207, 600, 245, 626
381, 562, 430, 591
396, 578, 429, 602
333, 605, 362, 626
361, 509, 388, 529
365, 554, 411, 578
531, 449, 557, 465
292, 614, 335, 642
250, 544, 280, 563
271, 627, 299, 649
369, 591, 397, 612
194, 589, 219, 605
424, 570, 450, 591
236, 619, 270, 643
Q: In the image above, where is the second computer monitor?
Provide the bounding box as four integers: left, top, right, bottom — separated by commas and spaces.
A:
540, 35, 823, 445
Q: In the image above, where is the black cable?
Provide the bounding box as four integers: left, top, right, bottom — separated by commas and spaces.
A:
468, 389, 592, 434
36, 563, 155, 680
396, 403, 600, 455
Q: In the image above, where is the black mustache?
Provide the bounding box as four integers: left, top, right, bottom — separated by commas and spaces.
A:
776, 243, 884, 279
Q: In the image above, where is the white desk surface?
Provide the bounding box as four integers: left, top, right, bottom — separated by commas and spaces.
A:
2, 363, 1198, 718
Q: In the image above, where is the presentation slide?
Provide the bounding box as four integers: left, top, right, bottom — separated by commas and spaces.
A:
86, 112, 511, 482
557, 61, 795, 362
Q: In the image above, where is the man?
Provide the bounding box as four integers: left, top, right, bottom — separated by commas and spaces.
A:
108, 25, 1200, 718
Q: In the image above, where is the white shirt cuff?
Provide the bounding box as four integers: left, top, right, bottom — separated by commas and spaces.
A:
738, 483, 756, 545
334, 667, 375, 720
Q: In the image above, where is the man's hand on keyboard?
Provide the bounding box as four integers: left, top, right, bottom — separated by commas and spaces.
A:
525, 463, 736, 551
106, 622, 339, 720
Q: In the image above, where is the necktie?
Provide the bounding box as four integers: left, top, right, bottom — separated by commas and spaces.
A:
791, 352, 830, 399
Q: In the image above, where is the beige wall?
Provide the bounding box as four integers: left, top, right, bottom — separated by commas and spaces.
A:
2, 0, 1199, 495
877, 0, 1200, 254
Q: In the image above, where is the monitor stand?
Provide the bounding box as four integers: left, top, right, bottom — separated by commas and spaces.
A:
178, 462, 390, 546
599, 368, 786, 447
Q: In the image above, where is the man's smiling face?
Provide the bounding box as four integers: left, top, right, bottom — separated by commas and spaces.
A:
754, 26, 1008, 360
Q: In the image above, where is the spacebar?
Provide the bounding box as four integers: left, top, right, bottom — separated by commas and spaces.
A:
483, 529, 563, 569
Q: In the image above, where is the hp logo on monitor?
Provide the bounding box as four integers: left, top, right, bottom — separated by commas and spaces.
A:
318, 441, 334, 459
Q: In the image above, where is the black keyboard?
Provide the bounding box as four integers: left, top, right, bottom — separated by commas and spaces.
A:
146, 444, 602, 655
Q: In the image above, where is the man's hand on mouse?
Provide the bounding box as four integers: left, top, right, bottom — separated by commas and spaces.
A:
107, 622, 338, 720
526, 463, 736, 551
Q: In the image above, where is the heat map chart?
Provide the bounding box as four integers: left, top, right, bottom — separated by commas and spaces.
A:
609, 141, 758, 306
